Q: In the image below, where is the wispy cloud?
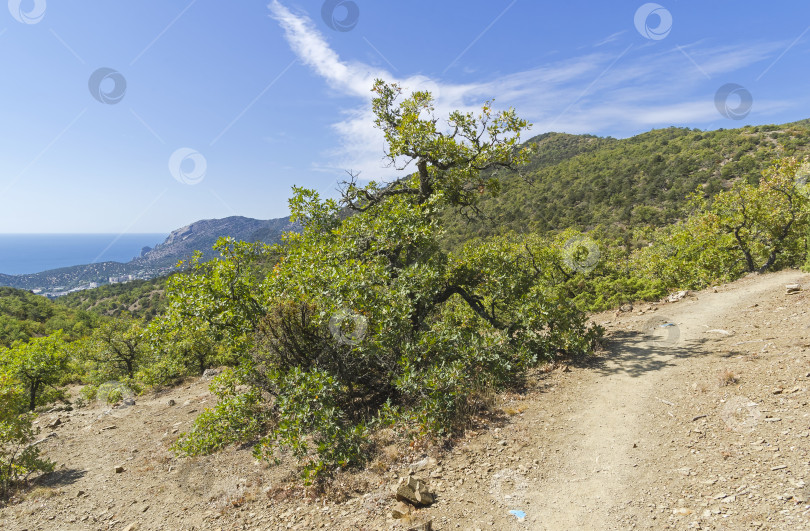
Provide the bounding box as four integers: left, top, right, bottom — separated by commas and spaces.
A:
595, 30, 626, 47
268, 1, 796, 182
269, 1, 383, 98
673, 40, 783, 79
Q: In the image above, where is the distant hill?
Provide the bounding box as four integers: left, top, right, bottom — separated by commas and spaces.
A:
131, 215, 295, 269
0, 262, 132, 292
440, 121, 810, 247
0, 215, 296, 294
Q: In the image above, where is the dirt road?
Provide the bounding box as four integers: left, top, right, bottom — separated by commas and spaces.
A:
407, 270, 810, 530
514, 270, 809, 530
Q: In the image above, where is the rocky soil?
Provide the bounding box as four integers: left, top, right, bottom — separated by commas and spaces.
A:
2, 269, 809, 530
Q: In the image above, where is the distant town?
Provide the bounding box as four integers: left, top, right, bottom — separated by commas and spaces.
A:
30, 271, 166, 298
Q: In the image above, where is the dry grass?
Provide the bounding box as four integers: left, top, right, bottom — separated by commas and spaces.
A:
369, 443, 401, 474
23, 487, 60, 501
264, 483, 298, 503
501, 404, 527, 416
718, 369, 739, 387
216, 484, 250, 514
321, 472, 371, 503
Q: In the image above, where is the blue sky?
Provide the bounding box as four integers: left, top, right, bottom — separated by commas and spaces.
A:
1, 0, 809, 233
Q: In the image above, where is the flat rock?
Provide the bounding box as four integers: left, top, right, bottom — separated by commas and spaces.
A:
668, 290, 688, 302
786, 283, 802, 293
410, 456, 437, 472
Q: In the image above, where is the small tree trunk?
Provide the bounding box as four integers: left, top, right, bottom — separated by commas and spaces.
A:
757, 250, 778, 274
28, 381, 39, 411
417, 159, 432, 202
734, 229, 756, 272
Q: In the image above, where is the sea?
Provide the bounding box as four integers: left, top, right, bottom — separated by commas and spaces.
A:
0, 234, 168, 276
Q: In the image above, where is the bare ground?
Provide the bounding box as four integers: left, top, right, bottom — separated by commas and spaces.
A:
2, 269, 810, 530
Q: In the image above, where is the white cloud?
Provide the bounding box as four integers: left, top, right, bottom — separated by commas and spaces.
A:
268, 1, 796, 183
269, 1, 383, 98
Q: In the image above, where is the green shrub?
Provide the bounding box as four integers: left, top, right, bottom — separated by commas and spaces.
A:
80, 384, 98, 402
3, 332, 69, 411
172, 368, 268, 456
94, 381, 135, 405
253, 368, 368, 485
139, 306, 241, 390
0, 372, 54, 498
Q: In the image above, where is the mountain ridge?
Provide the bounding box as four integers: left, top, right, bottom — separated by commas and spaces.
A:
440, 120, 810, 248
0, 215, 295, 294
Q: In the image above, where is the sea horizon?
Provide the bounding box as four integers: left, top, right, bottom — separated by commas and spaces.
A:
0, 233, 168, 276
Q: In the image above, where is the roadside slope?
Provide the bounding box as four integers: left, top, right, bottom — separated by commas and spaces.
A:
2, 270, 809, 530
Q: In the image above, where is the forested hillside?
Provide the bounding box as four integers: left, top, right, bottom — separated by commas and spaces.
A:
0, 287, 98, 347
54, 277, 168, 320
441, 122, 810, 248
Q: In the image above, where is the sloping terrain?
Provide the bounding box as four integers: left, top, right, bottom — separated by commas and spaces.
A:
0, 287, 96, 346
441, 122, 810, 248
1, 270, 809, 530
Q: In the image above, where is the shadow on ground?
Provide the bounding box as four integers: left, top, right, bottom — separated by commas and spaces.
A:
571, 329, 715, 378
37, 468, 86, 487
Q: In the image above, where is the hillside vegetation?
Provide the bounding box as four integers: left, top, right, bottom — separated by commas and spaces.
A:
54, 277, 168, 320
1, 81, 809, 498
441, 122, 810, 247
0, 288, 98, 347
